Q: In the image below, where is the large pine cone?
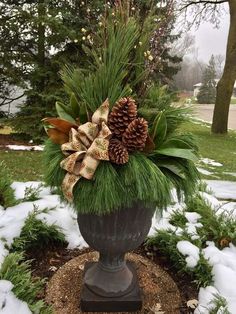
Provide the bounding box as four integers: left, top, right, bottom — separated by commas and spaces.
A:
108, 139, 129, 165
108, 97, 137, 138
122, 118, 148, 152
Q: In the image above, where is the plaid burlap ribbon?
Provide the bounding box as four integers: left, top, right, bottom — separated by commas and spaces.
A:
60, 100, 111, 202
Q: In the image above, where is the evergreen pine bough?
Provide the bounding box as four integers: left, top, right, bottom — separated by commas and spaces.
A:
44, 8, 199, 216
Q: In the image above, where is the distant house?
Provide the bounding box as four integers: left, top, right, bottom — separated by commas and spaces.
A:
193, 80, 236, 98
193, 83, 202, 97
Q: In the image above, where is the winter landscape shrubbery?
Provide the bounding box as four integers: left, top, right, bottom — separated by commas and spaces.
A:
0, 161, 236, 313
148, 184, 236, 313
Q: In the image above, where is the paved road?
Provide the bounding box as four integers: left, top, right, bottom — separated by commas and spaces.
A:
194, 104, 236, 130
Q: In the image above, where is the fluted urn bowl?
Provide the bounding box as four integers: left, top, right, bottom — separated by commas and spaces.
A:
77, 202, 154, 298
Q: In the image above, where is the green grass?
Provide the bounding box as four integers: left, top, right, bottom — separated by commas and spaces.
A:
0, 151, 43, 181
0, 121, 235, 182
231, 98, 236, 105
180, 121, 236, 181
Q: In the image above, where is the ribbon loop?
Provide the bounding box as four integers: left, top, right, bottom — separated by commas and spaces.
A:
60, 99, 111, 202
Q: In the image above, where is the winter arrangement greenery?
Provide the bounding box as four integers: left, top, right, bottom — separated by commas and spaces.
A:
43, 6, 199, 215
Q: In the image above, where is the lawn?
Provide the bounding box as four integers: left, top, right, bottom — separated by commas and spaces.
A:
0, 151, 43, 181
180, 121, 236, 181
231, 98, 236, 105
0, 121, 236, 182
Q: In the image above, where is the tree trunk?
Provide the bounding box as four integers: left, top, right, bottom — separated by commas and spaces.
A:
211, 0, 236, 134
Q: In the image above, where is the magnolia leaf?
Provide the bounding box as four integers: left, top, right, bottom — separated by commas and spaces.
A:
155, 148, 198, 162
56, 101, 76, 123
157, 161, 186, 179
143, 134, 155, 153
46, 128, 69, 145
70, 93, 80, 118
151, 111, 167, 146
43, 117, 77, 134
160, 138, 193, 150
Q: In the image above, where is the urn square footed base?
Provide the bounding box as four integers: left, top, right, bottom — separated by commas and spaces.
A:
80, 261, 142, 312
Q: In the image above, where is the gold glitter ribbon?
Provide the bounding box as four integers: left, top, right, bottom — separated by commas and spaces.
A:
60, 99, 111, 202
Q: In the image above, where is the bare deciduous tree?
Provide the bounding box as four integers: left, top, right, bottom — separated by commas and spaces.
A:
171, 32, 195, 58
180, 0, 236, 134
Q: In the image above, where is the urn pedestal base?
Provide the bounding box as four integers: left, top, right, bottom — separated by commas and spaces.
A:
80, 261, 142, 312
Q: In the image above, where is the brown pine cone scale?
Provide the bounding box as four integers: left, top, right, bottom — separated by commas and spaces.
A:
122, 118, 148, 152
108, 97, 137, 138
108, 139, 129, 165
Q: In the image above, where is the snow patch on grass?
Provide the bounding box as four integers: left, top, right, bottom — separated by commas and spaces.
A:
196, 246, 236, 313
11, 181, 50, 200
0, 145, 44, 151
197, 167, 214, 176
0, 280, 31, 314
205, 180, 236, 201
0, 182, 88, 268
177, 241, 200, 268
0, 242, 8, 269
200, 158, 223, 167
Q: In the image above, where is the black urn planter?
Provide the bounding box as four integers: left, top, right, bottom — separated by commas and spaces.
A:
77, 202, 154, 312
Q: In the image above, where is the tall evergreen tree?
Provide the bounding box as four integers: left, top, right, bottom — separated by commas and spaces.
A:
197, 55, 217, 104
0, 0, 105, 139
0, 0, 181, 140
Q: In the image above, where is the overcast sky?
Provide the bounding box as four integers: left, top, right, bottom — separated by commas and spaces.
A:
192, 19, 229, 62
188, 6, 230, 62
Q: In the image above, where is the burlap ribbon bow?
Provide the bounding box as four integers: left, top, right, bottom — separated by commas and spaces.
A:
60, 100, 111, 202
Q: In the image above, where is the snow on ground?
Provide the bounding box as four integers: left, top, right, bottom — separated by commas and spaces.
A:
149, 183, 236, 314
200, 158, 223, 167
11, 181, 50, 199
177, 241, 200, 268
195, 242, 236, 313
0, 182, 88, 269
205, 180, 236, 201
224, 172, 236, 178
0, 242, 8, 268
11, 182, 87, 249
0, 145, 44, 151
192, 118, 211, 128
0, 280, 31, 314
197, 158, 224, 179
0, 181, 88, 313
0, 180, 236, 313
197, 167, 214, 176
184, 212, 203, 240
148, 202, 184, 236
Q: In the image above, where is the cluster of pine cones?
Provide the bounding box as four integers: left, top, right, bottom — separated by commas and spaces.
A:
108, 97, 148, 164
